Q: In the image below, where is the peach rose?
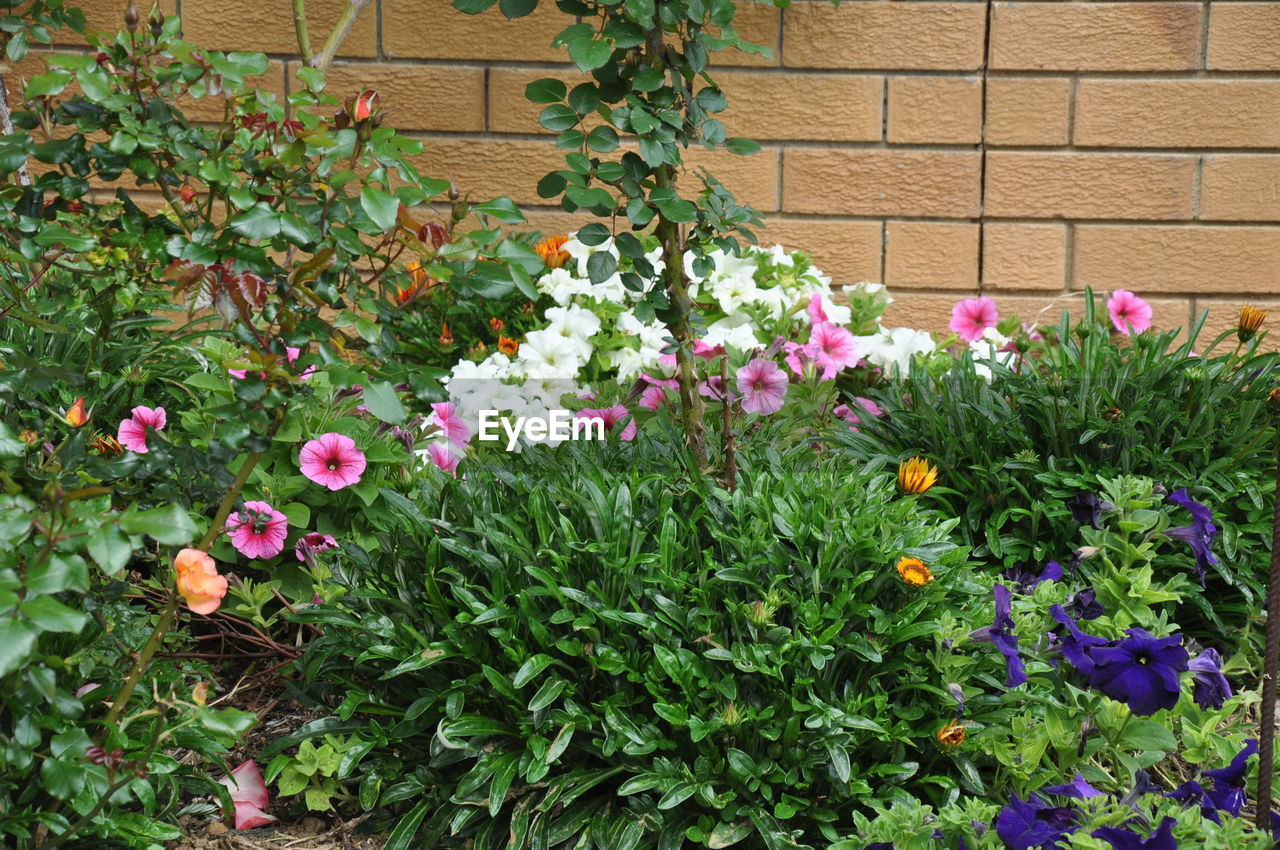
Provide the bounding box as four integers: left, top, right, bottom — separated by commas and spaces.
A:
174, 548, 227, 615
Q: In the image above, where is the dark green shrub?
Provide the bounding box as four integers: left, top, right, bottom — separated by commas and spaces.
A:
284, 429, 977, 849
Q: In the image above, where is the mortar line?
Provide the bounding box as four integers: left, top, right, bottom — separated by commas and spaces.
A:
975, 0, 994, 291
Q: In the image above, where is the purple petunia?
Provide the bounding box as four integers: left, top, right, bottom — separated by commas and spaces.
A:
1093, 817, 1177, 850
1049, 604, 1109, 677
995, 793, 1077, 850
1043, 774, 1103, 800
1004, 560, 1064, 595
1165, 488, 1219, 583
1087, 628, 1189, 716
1201, 739, 1258, 817
971, 584, 1027, 688
1188, 648, 1232, 710
1066, 491, 1104, 530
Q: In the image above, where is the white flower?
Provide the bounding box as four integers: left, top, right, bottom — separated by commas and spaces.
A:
538, 267, 592, 306
861, 327, 936, 376
968, 329, 1017, 384
703, 316, 762, 352
517, 329, 582, 379
710, 271, 762, 314
765, 244, 795, 267
545, 305, 601, 360
563, 234, 618, 279
644, 245, 666, 282
843, 281, 894, 307
606, 346, 646, 381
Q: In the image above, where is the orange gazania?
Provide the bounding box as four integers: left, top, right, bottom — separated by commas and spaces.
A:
498, 336, 519, 357
64, 397, 89, 427
935, 719, 966, 748
394, 261, 439, 307
535, 235, 571, 269
89, 434, 124, 456
897, 456, 937, 495
896, 557, 934, 588
489, 317, 506, 333
438, 321, 454, 347
1238, 304, 1268, 343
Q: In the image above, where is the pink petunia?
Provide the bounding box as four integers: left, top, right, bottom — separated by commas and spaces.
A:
736, 358, 789, 415
116, 405, 167, 453
429, 402, 471, 449
219, 760, 277, 830
783, 341, 824, 379
833, 396, 884, 431
294, 532, 338, 562
806, 293, 829, 324
229, 347, 314, 382
576, 405, 637, 441
949, 297, 999, 343
299, 432, 367, 491
225, 500, 288, 560
638, 374, 679, 411
810, 322, 859, 377
1107, 289, 1152, 336
657, 339, 727, 370
427, 442, 460, 476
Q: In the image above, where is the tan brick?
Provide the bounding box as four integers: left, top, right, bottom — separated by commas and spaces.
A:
1202, 156, 1280, 222
182, 0, 376, 56
306, 63, 486, 133
384, 0, 565, 62
1208, 4, 1280, 71
407, 138, 779, 211
990, 3, 1202, 71
887, 76, 981, 144
715, 2, 780, 67
1074, 226, 1280, 294
1194, 300, 1280, 352
781, 2, 986, 70
488, 68, 589, 134
1075, 81, 1280, 149
984, 153, 1195, 220
719, 71, 881, 142
755, 218, 882, 285
886, 221, 978, 288
784, 149, 982, 217
879, 292, 1190, 337
985, 77, 1071, 146
982, 223, 1067, 290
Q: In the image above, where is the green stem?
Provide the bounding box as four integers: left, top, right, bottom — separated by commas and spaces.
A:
311, 0, 372, 71
292, 0, 314, 64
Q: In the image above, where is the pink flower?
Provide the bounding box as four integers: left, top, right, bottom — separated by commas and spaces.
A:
736, 358, 789, 415
294, 532, 338, 562
657, 339, 726, 370
116, 405, 166, 453
783, 341, 823, 378
576, 405, 637, 441
229, 347, 314, 381
299, 432, 367, 490
949, 297, 999, 343
806, 293, 828, 324
219, 760, 277, 830
225, 500, 288, 560
698, 374, 737, 403
833, 396, 884, 431
427, 442, 459, 476
429, 402, 471, 449
1107, 289, 1152, 336
638, 374, 679, 411
76, 682, 101, 699
810, 322, 859, 376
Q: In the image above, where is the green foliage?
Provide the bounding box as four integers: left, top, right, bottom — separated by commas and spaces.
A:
289, 430, 976, 848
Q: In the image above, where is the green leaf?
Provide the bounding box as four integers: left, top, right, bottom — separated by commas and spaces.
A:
499, 0, 537, 15
363, 381, 406, 425
567, 83, 600, 115
528, 678, 565, 712
586, 126, 619, 153
360, 186, 400, 231
86, 525, 132, 575
20, 595, 85, 633
568, 36, 613, 71
708, 821, 753, 849
472, 197, 526, 224
539, 103, 579, 133
725, 137, 762, 155
0, 619, 36, 677
119, 504, 197, 545
0, 423, 25, 457
229, 204, 281, 240
1122, 719, 1179, 752
512, 654, 555, 688
526, 78, 567, 104
575, 222, 611, 246
586, 250, 617, 284
452, 0, 497, 12
384, 799, 432, 850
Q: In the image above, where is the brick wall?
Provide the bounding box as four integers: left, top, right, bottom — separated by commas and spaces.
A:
31, 0, 1280, 343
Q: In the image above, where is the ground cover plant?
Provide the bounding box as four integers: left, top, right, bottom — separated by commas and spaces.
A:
0, 0, 1279, 848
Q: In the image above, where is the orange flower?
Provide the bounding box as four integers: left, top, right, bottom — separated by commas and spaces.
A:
936, 719, 966, 748
498, 336, 519, 357
1238, 304, 1268, 343
352, 89, 380, 122
394, 261, 439, 307
438, 321, 454, 347
64, 397, 88, 428
489, 317, 506, 333
896, 556, 934, 587
174, 548, 228, 615
897, 456, 937, 495
535, 235, 571, 269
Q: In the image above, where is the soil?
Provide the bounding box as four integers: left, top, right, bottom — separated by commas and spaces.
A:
168, 816, 384, 850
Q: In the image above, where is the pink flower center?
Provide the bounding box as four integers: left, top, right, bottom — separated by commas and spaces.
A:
327, 457, 340, 470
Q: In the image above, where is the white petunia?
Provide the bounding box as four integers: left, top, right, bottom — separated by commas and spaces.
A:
517, 329, 583, 379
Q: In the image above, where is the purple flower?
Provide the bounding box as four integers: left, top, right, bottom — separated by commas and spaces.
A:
1201, 739, 1258, 817
1093, 817, 1177, 850
1063, 587, 1104, 621
1004, 560, 1063, 595
1165, 488, 1218, 582
1067, 491, 1103, 529
1166, 779, 1216, 824
1043, 774, 1103, 800
971, 584, 1027, 688
1188, 648, 1232, 710
1088, 628, 1188, 716
1049, 604, 1109, 677
995, 793, 1077, 850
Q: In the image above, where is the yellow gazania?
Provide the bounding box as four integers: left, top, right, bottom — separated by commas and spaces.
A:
535, 235, 571, 269
896, 557, 934, 588
897, 456, 938, 495
935, 719, 966, 748
1238, 304, 1268, 343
